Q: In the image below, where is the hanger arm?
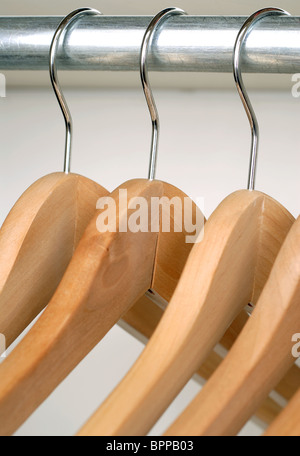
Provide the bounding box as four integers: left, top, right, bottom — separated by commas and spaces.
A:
78, 190, 293, 436
165, 217, 300, 436
264, 386, 300, 436
121, 298, 300, 425
0, 172, 107, 348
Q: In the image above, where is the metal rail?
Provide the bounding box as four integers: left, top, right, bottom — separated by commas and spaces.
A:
0, 15, 299, 72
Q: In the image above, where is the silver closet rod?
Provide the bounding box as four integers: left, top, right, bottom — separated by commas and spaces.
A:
0, 15, 300, 72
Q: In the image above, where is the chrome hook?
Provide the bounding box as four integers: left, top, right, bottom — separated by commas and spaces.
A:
49, 7, 103, 174
140, 7, 187, 181
233, 7, 290, 191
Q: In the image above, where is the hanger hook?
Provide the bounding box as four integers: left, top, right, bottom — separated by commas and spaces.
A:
49, 8, 103, 174
233, 7, 290, 191
140, 7, 187, 181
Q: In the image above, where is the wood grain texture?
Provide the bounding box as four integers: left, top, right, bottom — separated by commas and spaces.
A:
255, 398, 283, 428
0, 172, 108, 349
78, 190, 294, 436
121, 300, 292, 425
264, 387, 300, 436
0, 178, 201, 436
275, 365, 300, 401
166, 217, 300, 436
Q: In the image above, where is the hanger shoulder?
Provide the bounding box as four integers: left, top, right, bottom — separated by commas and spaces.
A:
165, 217, 300, 436
0, 172, 107, 349
121, 180, 203, 344
0, 179, 164, 436
146, 180, 203, 302
77, 190, 293, 436
0, 172, 67, 284
264, 386, 300, 436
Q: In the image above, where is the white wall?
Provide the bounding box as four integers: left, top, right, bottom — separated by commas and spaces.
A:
0, 86, 299, 436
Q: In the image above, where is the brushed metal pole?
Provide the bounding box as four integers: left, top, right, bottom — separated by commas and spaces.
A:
0, 15, 299, 72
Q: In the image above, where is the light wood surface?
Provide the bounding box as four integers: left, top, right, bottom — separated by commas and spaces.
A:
165, 217, 300, 436
0, 178, 201, 436
0, 172, 107, 349
78, 190, 294, 436
121, 299, 298, 425
264, 387, 300, 436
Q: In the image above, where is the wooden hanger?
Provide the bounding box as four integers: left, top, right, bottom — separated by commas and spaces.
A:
0, 8, 203, 436
78, 189, 294, 436
118, 5, 299, 427
0, 173, 107, 350
264, 386, 300, 436
121, 291, 300, 427
0, 177, 201, 437
164, 215, 300, 436
118, 4, 299, 426
0, 8, 109, 351
77, 8, 296, 436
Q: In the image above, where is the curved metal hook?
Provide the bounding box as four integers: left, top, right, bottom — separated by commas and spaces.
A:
50, 8, 102, 174
140, 7, 187, 181
233, 7, 290, 191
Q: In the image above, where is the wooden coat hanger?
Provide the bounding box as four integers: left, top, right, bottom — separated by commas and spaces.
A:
0, 8, 109, 351
165, 215, 300, 436
0, 173, 106, 348
121, 289, 300, 427
0, 8, 203, 436
78, 190, 293, 437
77, 8, 295, 437
264, 386, 300, 436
